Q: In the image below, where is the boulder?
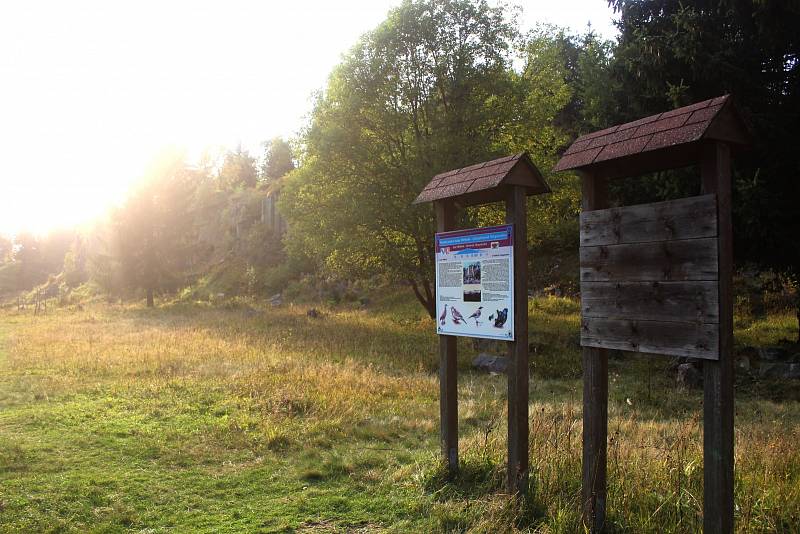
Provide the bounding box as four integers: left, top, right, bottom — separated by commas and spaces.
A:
759, 362, 800, 380
471, 338, 505, 355
758, 347, 791, 362
472, 353, 508, 374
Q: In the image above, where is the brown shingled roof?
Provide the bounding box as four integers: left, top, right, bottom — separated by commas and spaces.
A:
554, 95, 749, 177
413, 152, 550, 205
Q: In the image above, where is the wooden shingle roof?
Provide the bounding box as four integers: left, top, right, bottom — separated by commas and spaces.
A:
554, 95, 749, 178
413, 152, 550, 206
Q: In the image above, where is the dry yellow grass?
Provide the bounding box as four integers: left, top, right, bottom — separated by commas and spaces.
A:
0, 296, 798, 532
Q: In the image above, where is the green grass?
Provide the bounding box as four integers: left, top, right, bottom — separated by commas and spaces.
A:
0, 295, 798, 532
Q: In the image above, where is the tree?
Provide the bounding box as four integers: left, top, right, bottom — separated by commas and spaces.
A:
608, 0, 800, 339
12, 232, 44, 290
280, 0, 581, 316
218, 146, 258, 190
261, 137, 295, 181
114, 151, 199, 306
63, 235, 88, 288
0, 235, 11, 263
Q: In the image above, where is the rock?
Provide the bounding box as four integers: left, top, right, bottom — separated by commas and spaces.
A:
306, 308, 322, 319
788, 363, 800, 379
269, 293, 282, 307
760, 362, 800, 380
759, 347, 791, 362
472, 353, 508, 374
738, 346, 758, 359
472, 338, 505, 354
736, 354, 751, 371
677, 362, 703, 388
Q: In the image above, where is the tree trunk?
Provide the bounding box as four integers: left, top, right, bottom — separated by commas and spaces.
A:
409, 278, 435, 318
146, 287, 154, 308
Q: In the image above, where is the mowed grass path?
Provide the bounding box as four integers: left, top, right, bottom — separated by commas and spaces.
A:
0, 295, 798, 532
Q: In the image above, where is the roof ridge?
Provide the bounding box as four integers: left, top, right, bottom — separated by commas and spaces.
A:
414, 152, 547, 204
554, 95, 739, 173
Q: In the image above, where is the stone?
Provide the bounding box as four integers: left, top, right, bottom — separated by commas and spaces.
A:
758, 347, 791, 362
736, 354, 751, 371
760, 362, 800, 380
269, 293, 282, 307
472, 338, 505, 354
471, 353, 508, 374
677, 362, 703, 388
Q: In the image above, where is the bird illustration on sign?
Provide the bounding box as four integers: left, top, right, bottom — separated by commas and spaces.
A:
467, 306, 483, 326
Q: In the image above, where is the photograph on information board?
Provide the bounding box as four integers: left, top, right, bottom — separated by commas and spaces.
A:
435, 224, 514, 340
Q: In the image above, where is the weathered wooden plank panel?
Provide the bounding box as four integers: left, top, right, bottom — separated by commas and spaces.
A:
581, 194, 717, 246
581, 281, 719, 323
581, 317, 720, 359
580, 238, 718, 282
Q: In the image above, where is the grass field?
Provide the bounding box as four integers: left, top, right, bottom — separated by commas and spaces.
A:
0, 294, 798, 532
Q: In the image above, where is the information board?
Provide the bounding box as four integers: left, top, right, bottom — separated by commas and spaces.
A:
435, 224, 514, 341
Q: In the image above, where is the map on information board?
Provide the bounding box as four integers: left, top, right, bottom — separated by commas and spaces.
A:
435, 224, 514, 341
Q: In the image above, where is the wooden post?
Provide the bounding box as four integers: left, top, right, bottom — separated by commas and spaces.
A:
505, 185, 529, 495
701, 142, 734, 533
580, 171, 609, 532
435, 199, 459, 475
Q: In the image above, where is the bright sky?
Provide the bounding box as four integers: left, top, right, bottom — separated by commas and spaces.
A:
0, 0, 616, 236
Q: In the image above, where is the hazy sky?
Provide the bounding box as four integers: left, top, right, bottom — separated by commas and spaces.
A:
0, 0, 617, 236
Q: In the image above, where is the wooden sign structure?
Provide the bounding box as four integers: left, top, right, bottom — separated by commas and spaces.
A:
414, 153, 550, 494
554, 95, 749, 533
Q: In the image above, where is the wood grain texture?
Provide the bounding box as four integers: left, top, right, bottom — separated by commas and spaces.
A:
580, 238, 718, 282
435, 200, 459, 476
580, 194, 717, 246
701, 142, 735, 533
581, 281, 719, 324
579, 171, 608, 534
581, 316, 720, 360
505, 185, 529, 496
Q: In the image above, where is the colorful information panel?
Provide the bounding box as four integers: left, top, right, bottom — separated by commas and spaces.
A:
435, 224, 514, 341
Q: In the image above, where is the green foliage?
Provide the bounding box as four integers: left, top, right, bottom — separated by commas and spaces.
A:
218, 146, 258, 190
260, 137, 295, 181
281, 1, 602, 314
111, 151, 202, 305
608, 0, 800, 335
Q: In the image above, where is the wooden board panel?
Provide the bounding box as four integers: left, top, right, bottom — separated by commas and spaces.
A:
580, 194, 717, 246
581, 281, 719, 323
580, 238, 718, 282
581, 317, 719, 359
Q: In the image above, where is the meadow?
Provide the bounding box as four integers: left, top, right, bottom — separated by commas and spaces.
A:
0, 293, 798, 533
